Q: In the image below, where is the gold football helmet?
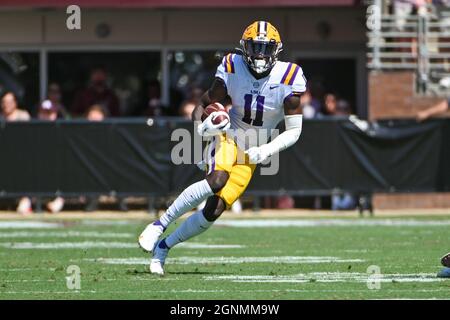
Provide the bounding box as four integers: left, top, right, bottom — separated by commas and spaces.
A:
240, 21, 283, 75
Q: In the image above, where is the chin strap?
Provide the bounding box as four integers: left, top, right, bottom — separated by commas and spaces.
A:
262, 114, 303, 156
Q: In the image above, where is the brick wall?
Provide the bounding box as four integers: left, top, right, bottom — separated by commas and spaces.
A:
373, 193, 450, 209
369, 71, 450, 208
368, 71, 444, 120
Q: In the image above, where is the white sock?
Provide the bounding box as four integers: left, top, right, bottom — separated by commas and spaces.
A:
159, 180, 213, 228
164, 211, 214, 248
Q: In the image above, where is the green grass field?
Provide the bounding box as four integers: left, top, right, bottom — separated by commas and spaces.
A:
0, 214, 449, 299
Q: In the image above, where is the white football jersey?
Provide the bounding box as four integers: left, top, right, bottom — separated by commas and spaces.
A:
215, 53, 307, 150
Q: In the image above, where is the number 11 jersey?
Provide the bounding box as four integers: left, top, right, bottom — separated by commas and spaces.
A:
215, 53, 307, 150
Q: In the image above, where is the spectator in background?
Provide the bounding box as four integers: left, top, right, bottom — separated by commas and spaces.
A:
36, 99, 65, 213
47, 82, 70, 119
416, 77, 450, 122
335, 99, 352, 116
417, 77, 450, 121
0, 91, 30, 121
300, 89, 317, 119
321, 93, 338, 116
84, 105, 107, 212
332, 193, 357, 211
1, 91, 32, 214
86, 104, 107, 121
179, 87, 204, 119
38, 99, 59, 121
72, 67, 120, 117
416, 99, 449, 121
141, 80, 163, 117
320, 93, 352, 117
394, 0, 419, 31
179, 100, 196, 119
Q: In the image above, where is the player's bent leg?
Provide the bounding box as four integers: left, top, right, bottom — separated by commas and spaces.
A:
216, 162, 256, 210
138, 178, 214, 252
146, 134, 234, 267
149, 162, 252, 275
206, 171, 229, 193
149, 239, 169, 275
202, 195, 227, 221
163, 197, 223, 249
149, 203, 221, 275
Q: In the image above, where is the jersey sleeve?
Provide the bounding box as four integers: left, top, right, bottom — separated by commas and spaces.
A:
280, 63, 307, 99
215, 53, 235, 88
291, 66, 307, 94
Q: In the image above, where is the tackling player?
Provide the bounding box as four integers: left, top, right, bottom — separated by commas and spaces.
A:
139, 21, 306, 275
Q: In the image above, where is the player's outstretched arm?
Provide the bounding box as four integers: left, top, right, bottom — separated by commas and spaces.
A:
192, 77, 228, 122
246, 94, 303, 164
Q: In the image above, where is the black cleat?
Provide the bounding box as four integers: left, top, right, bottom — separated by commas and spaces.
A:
441, 252, 450, 268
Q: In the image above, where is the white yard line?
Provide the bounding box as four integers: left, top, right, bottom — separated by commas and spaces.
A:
0, 241, 244, 250
0, 231, 133, 238
80, 220, 139, 226
1, 288, 449, 295
0, 221, 63, 229
0, 278, 179, 283
178, 243, 245, 249
214, 219, 450, 228
87, 256, 365, 265
204, 272, 447, 283
0, 241, 138, 249
0, 279, 57, 283
0, 268, 56, 272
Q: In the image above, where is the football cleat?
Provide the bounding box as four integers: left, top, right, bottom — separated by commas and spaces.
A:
138, 221, 165, 253
441, 252, 450, 268
150, 240, 169, 275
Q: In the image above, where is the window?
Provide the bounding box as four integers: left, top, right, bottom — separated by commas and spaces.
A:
168, 50, 225, 115
48, 51, 160, 117
0, 52, 39, 115
296, 58, 356, 117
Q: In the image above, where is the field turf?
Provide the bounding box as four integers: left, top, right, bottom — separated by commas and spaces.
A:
0, 214, 449, 300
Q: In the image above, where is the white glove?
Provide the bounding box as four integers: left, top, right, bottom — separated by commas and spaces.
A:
196, 160, 207, 171
196, 112, 230, 137
246, 114, 303, 164
245, 144, 272, 164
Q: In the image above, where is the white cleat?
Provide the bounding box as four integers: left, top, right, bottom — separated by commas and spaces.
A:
150, 240, 169, 275
138, 222, 165, 253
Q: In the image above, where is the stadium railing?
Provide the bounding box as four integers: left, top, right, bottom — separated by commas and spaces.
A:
367, 1, 450, 95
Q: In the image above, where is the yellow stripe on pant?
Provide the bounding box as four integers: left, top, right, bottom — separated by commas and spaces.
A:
207, 134, 256, 208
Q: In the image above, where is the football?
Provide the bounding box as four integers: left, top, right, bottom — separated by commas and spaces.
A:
201, 102, 229, 125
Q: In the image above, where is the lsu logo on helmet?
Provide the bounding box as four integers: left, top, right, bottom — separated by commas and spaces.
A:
242, 21, 281, 43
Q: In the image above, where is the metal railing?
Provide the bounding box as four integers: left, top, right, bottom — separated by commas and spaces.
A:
366, 0, 450, 95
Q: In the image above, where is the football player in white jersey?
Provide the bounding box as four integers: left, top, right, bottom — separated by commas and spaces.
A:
139, 21, 306, 275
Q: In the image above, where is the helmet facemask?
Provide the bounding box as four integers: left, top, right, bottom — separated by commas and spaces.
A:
240, 39, 282, 75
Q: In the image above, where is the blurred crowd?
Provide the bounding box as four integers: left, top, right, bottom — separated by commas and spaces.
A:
0, 65, 357, 215
1, 66, 356, 123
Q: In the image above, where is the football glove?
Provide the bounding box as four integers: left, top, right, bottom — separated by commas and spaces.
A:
197, 112, 230, 137
245, 114, 303, 164
245, 144, 272, 164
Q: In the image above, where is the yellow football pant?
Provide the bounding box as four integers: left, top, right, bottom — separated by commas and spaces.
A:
206, 134, 256, 208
